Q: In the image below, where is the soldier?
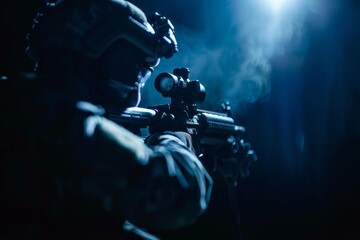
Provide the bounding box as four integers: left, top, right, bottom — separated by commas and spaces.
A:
1, 0, 212, 239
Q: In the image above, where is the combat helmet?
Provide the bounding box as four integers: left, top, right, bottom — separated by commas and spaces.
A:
27, 0, 178, 66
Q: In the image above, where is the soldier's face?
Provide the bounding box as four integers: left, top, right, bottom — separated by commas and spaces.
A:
99, 41, 152, 109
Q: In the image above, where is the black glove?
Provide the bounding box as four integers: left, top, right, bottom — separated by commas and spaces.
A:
149, 111, 196, 135
149, 112, 174, 134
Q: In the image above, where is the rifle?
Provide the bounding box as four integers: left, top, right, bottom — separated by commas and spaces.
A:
108, 67, 256, 184
109, 67, 256, 240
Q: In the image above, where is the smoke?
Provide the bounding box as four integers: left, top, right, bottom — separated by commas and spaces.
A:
142, 0, 320, 113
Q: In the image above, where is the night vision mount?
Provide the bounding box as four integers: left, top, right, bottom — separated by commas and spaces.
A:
147, 12, 178, 59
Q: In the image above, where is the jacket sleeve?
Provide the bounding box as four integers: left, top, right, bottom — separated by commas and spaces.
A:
83, 114, 213, 230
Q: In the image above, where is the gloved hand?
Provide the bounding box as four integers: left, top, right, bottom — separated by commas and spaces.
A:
149, 111, 197, 136
164, 131, 195, 151
145, 130, 197, 155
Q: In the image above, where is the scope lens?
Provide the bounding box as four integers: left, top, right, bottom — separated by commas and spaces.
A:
159, 76, 175, 93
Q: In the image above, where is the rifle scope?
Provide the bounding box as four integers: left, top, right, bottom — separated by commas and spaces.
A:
154, 67, 206, 104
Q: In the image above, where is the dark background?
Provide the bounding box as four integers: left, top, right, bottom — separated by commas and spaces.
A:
1, 0, 359, 239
